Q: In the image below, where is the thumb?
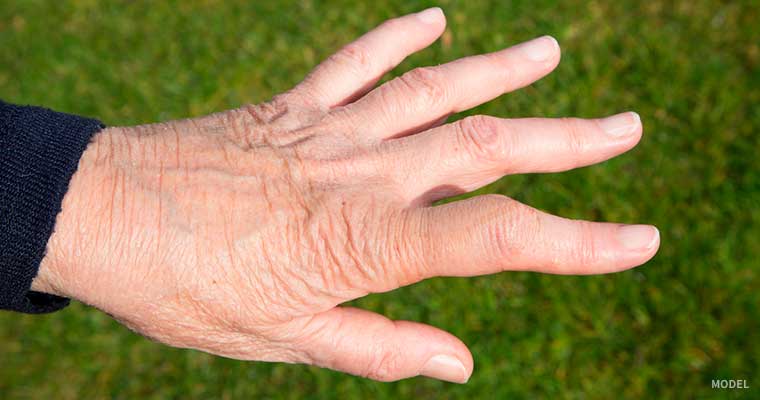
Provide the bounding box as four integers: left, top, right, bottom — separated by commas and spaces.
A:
293, 307, 473, 383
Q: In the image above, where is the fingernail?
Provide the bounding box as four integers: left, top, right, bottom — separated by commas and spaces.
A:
420, 354, 469, 383
617, 225, 659, 251
599, 112, 641, 137
416, 7, 443, 24
518, 35, 559, 62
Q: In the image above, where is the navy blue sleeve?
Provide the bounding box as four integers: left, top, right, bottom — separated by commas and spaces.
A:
0, 100, 104, 313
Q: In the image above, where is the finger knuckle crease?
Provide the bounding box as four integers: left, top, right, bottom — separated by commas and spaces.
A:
458, 116, 505, 162
560, 118, 588, 158
571, 221, 599, 270
334, 43, 374, 76
493, 201, 539, 262
366, 348, 401, 381
399, 67, 448, 107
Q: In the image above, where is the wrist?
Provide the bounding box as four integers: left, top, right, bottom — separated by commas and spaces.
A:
32, 127, 120, 300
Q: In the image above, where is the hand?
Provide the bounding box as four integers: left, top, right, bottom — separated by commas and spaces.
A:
34, 8, 659, 383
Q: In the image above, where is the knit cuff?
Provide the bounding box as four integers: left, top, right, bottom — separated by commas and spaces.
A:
1, 100, 104, 313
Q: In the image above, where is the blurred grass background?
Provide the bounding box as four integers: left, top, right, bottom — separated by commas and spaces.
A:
1, 0, 758, 398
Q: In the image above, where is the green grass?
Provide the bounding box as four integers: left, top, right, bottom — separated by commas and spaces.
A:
1, 0, 758, 398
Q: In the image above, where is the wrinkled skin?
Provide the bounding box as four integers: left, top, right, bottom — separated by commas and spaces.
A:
34, 8, 659, 383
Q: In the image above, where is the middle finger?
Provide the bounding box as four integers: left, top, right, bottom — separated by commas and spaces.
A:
340, 35, 560, 140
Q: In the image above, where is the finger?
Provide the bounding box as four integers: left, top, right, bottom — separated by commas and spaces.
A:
343, 35, 561, 139
288, 8, 446, 109
294, 307, 472, 383
385, 112, 643, 203
406, 195, 659, 280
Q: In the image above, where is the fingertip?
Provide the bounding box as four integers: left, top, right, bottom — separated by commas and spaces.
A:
614, 224, 660, 271
510, 35, 561, 77
461, 349, 474, 383
599, 111, 644, 146
645, 225, 661, 258
629, 111, 644, 143
396, 319, 473, 383
617, 224, 658, 250
547, 35, 562, 68
630, 111, 642, 127
448, 333, 474, 383
413, 7, 447, 39
545, 35, 560, 51
544, 35, 561, 62
629, 111, 642, 133
415, 7, 445, 25
515, 35, 559, 62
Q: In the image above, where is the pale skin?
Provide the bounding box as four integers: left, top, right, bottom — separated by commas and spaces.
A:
31, 8, 659, 383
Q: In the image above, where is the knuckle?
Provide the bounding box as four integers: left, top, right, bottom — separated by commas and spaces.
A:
483, 196, 539, 262
397, 67, 449, 107
456, 115, 508, 162
242, 97, 290, 125
332, 42, 374, 76
364, 348, 403, 382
